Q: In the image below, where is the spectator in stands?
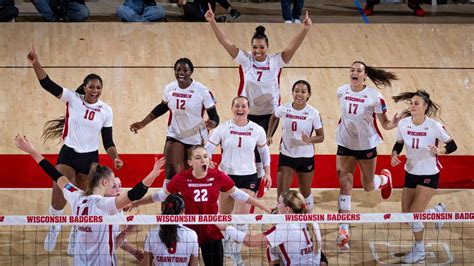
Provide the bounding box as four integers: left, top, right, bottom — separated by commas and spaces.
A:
177, 0, 240, 22
364, 0, 425, 17
31, 0, 89, 22
0, 0, 18, 21
281, 0, 304, 23
117, 0, 166, 22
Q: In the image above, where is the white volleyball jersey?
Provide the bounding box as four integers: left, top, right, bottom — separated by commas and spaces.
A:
208, 119, 267, 175
275, 103, 323, 158
144, 225, 199, 266
335, 84, 387, 150
264, 222, 321, 265
163, 81, 216, 145
396, 117, 451, 175
235, 50, 285, 115
60, 88, 113, 153
63, 183, 120, 266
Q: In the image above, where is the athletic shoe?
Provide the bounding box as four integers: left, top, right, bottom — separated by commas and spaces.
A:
434, 203, 447, 231
67, 226, 77, 256
363, 0, 380, 16
402, 245, 426, 263
215, 15, 227, 23
284, 20, 292, 24
380, 169, 393, 200
223, 238, 231, 258
407, 2, 425, 17
336, 229, 350, 250
230, 241, 243, 266
293, 19, 302, 24
44, 224, 62, 252
229, 9, 241, 21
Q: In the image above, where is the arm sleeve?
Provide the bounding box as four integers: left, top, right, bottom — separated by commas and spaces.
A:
273, 105, 283, 119
396, 124, 404, 142
436, 123, 452, 143
96, 197, 119, 215
151, 101, 169, 118
206, 107, 220, 126
274, 52, 286, 68
312, 111, 323, 130
62, 183, 81, 206
263, 224, 285, 248
208, 125, 223, 146
203, 89, 217, 109
374, 93, 387, 114
39, 76, 63, 97
101, 127, 115, 150
59, 87, 75, 103
233, 49, 251, 66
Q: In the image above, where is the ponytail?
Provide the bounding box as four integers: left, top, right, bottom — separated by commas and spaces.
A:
392, 89, 441, 118
353, 61, 398, 89
281, 190, 320, 255
86, 163, 113, 195
159, 194, 185, 248
42, 74, 103, 143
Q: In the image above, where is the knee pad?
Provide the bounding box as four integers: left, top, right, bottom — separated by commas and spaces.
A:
410, 221, 424, 233
338, 195, 351, 211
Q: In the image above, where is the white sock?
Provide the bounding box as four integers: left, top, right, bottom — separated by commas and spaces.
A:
339, 223, 349, 231
414, 241, 424, 250
373, 174, 387, 191
48, 205, 64, 216
304, 193, 314, 213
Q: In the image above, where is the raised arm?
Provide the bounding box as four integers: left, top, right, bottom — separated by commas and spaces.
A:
205, 4, 239, 59
114, 157, 166, 210
130, 101, 169, 134
27, 45, 63, 99
15, 134, 70, 188
281, 11, 312, 64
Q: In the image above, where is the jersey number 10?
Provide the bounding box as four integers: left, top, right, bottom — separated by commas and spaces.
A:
83, 110, 95, 121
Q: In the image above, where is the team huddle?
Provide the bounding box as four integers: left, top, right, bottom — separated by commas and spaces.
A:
16, 8, 458, 266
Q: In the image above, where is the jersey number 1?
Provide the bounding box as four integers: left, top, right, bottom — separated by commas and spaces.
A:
411, 138, 420, 149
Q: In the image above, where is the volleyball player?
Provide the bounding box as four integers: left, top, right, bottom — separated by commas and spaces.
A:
391, 90, 457, 263
130, 145, 271, 265
27, 46, 123, 252
267, 80, 324, 213
143, 194, 199, 266
130, 58, 219, 185
335, 61, 404, 249
14, 135, 165, 265
205, 96, 272, 264
205, 7, 312, 180
224, 190, 322, 265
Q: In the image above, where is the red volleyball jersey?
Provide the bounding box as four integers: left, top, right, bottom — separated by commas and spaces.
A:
167, 168, 235, 244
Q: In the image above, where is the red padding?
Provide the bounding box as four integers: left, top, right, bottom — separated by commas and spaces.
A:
0, 154, 472, 189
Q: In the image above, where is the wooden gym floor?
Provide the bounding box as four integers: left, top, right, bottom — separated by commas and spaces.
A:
0, 22, 473, 264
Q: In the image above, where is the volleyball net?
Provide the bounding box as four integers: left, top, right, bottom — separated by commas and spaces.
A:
0, 212, 473, 265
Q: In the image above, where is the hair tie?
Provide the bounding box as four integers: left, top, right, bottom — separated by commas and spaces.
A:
166, 202, 174, 209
